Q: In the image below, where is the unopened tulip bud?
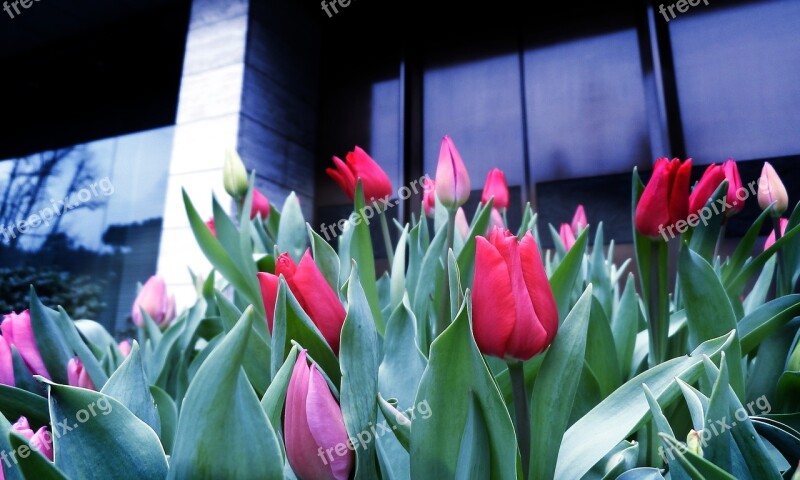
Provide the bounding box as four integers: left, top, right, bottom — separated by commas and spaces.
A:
67, 358, 96, 390
223, 149, 250, 199
0, 335, 13, 386
12, 416, 54, 461
687, 430, 703, 457
131, 276, 176, 328
481, 169, 509, 210
1, 310, 49, 379
758, 162, 788, 216
559, 223, 576, 250
435, 136, 471, 209
454, 208, 470, 239
571, 205, 587, 233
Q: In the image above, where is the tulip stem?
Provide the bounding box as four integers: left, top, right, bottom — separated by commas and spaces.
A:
379, 209, 394, 265
508, 361, 531, 479
714, 223, 726, 259
436, 208, 457, 338
647, 240, 669, 367
772, 217, 786, 297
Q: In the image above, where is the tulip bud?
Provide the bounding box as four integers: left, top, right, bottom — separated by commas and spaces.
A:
764, 218, 789, 251
455, 207, 470, 240
249, 188, 271, 220
326, 146, 392, 202
722, 160, 744, 216
472, 228, 558, 360
559, 223, 576, 250
12, 416, 54, 461
571, 205, 587, 233
488, 208, 504, 231
435, 136, 470, 209
0, 334, 14, 386
118, 340, 132, 357
422, 177, 436, 218
285, 351, 353, 480
258, 250, 346, 353
687, 430, 703, 457
758, 162, 789, 216
223, 149, 250, 199
1, 310, 49, 379
635, 158, 692, 238
481, 168, 509, 210
205, 217, 217, 237
688, 163, 726, 216
67, 358, 96, 390
131, 276, 176, 328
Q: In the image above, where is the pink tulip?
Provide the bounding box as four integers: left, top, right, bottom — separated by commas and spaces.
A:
285, 351, 353, 480
1, 311, 49, 379
0, 334, 13, 386
559, 223, 576, 250
455, 207, 470, 239
758, 162, 789, 216
118, 340, 132, 357
422, 177, 436, 218
571, 205, 587, 233
435, 136, 470, 209
131, 276, 176, 328
12, 416, 54, 461
481, 169, 509, 210
764, 218, 789, 251
250, 188, 272, 220
67, 358, 96, 390
489, 208, 504, 231
205, 217, 217, 237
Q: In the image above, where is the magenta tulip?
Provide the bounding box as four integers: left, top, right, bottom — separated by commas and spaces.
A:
571, 205, 588, 233
1, 310, 49, 379
422, 177, 436, 218
435, 135, 470, 209
481, 168, 509, 210
67, 358, 96, 390
285, 351, 353, 480
12, 416, 54, 461
559, 223, 576, 250
635, 158, 692, 238
131, 275, 176, 328
472, 228, 558, 360
764, 218, 789, 251
118, 340, 132, 357
205, 217, 217, 237
688, 163, 726, 215
722, 160, 744, 216
0, 334, 13, 386
250, 188, 271, 220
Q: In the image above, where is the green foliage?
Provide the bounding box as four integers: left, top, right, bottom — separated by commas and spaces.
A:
0, 266, 104, 319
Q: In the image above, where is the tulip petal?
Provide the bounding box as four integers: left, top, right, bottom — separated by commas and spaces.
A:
348, 147, 393, 202
472, 236, 516, 358
326, 156, 357, 201
307, 365, 353, 480
293, 251, 346, 353
435, 136, 470, 208
634, 159, 672, 237
257, 272, 280, 333
30, 426, 54, 461
0, 335, 14, 386
688, 164, 725, 215
668, 158, 692, 225
571, 205, 588, 233
519, 233, 559, 347
1, 312, 49, 379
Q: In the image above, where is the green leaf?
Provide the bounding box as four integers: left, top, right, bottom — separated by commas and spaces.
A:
8, 431, 68, 480
549, 227, 590, 322
722, 207, 773, 284
726, 222, 800, 296
0, 385, 49, 427
612, 274, 640, 379
688, 181, 728, 261
261, 346, 299, 432
455, 392, 491, 480
270, 279, 340, 387
277, 192, 308, 262
389, 226, 410, 310
100, 341, 159, 435
44, 382, 168, 479
377, 394, 411, 451
350, 182, 385, 334
456, 200, 493, 289
410, 293, 518, 479
149, 385, 177, 455
590, 224, 613, 318
379, 297, 426, 411
0, 412, 24, 480
168, 307, 284, 479
308, 225, 341, 293
739, 295, 800, 355
642, 384, 690, 480
54, 307, 108, 389
340, 263, 381, 479
28, 287, 73, 384
659, 434, 737, 479
678, 246, 745, 398
530, 286, 593, 480
743, 257, 776, 315
554, 330, 735, 479
586, 296, 621, 397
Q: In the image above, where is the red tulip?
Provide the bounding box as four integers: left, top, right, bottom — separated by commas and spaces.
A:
67, 358, 96, 390
258, 250, 346, 353
422, 177, 436, 218
205, 218, 217, 237
435, 136, 470, 209
326, 146, 392, 202
571, 205, 588, 233
723, 160, 744, 216
0, 334, 13, 386
285, 351, 353, 480
758, 162, 789, 216
559, 223, 576, 250
481, 168, 509, 210
635, 158, 692, 238
764, 218, 789, 251
472, 228, 558, 360
688, 163, 726, 215
131, 276, 176, 328
1, 310, 49, 379
12, 416, 53, 461
250, 188, 271, 220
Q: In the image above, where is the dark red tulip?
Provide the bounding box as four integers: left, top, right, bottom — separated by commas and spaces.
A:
635, 158, 692, 238
688, 163, 726, 215
326, 146, 392, 202
472, 228, 558, 360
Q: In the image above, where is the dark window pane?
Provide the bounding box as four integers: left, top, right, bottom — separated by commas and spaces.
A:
670, 0, 800, 162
